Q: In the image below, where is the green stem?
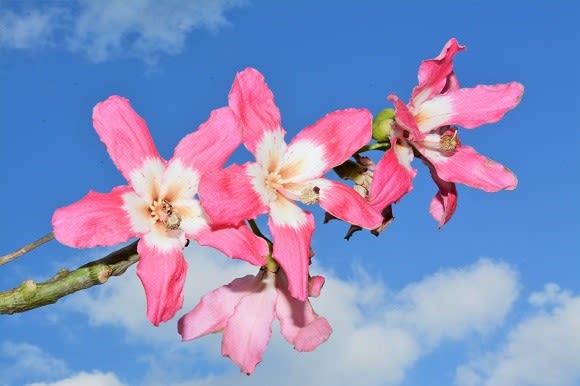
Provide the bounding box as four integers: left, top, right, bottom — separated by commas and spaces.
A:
357, 142, 391, 153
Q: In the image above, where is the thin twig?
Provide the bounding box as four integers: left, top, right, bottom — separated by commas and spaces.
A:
0, 232, 55, 266
0, 241, 139, 314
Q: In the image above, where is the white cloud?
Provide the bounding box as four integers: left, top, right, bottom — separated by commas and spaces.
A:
65, 247, 519, 386
0, 0, 243, 63
0, 342, 68, 384
455, 283, 580, 386
26, 371, 126, 386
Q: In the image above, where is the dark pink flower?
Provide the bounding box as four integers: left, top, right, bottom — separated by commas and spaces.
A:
370, 38, 523, 226
52, 96, 268, 325
178, 269, 332, 374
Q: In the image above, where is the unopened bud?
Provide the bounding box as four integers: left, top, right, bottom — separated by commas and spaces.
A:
372, 108, 395, 142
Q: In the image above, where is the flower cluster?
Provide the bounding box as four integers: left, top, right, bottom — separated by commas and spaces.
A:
52, 38, 523, 374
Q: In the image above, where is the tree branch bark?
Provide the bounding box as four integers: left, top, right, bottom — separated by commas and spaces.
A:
0, 241, 139, 314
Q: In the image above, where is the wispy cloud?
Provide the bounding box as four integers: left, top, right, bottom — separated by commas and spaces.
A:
26, 371, 126, 386
455, 283, 580, 386
0, 0, 244, 63
0, 342, 68, 385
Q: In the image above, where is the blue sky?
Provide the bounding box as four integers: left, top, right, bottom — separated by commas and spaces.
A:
0, 1, 579, 386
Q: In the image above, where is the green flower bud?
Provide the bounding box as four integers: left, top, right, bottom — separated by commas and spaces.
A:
372, 108, 395, 142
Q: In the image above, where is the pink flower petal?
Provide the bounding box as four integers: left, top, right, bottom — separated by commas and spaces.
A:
198, 163, 268, 225
369, 144, 416, 212
268, 209, 315, 301
288, 109, 373, 176
388, 94, 423, 140
412, 38, 465, 103
228, 68, 283, 156
316, 178, 384, 229
172, 107, 241, 173
293, 317, 333, 352
308, 275, 325, 298
178, 274, 262, 340
415, 82, 524, 132
93, 96, 162, 182
222, 271, 277, 375
193, 223, 269, 267
52, 186, 135, 248
136, 240, 187, 326
424, 160, 458, 227
425, 145, 518, 192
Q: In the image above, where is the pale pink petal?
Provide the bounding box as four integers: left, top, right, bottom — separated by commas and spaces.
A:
222, 271, 277, 375
286, 109, 372, 178
52, 186, 135, 248
198, 163, 268, 225
93, 96, 162, 182
415, 82, 524, 132
388, 94, 423, 140
425, 145, 517, 192
412, 38, 465, 103
136, 240, 187, 326
369, 144, 416, 212
308, 275, 325, 298
193, 223, 269, 267
276, 281, 332, 351
172, 107, 241, 173
228, 68, 283, 156
268, 208, 315, 301
423, 161, 458, 227
178, 274, 261, 340
316, 178, 384, 229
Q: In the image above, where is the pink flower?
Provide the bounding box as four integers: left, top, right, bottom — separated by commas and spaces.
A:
370, 38, 523, 226
52, 96, 268, 326
178, 268, 332, 374
199, 68, 384, 301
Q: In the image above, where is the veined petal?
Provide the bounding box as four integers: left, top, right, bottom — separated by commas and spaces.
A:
389, 94, 423, 140
423, 160, 458, 227
276, 271, 332, 351
93, 96, 162, 182
194, 223, 269, 267
286, 109, 372, 179
136, 240, 187, 326
222, 271, 277, 375
315, 178, 384, 229
415, 82, 524, 132
172, 107, 241, 174
198, 163, 268, 225
412, 38, 465, 104
178, 274, 262, 341
52, 186, 135, 248
369, 144, 416, 212
228, 68, 284, 156
268, 206, 314, 301
426, 145, 518, 192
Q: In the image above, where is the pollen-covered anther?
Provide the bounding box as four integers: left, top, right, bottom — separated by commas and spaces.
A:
440, 133, 458, 152
300, 186, 320, 205
149, 199, 182, 230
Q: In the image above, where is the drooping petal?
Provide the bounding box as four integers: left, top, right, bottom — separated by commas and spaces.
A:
315, 178, 384, 229
228, 68, 283, 156
93, 96, 162, 182
178, 274, 262, 340
369, 144, 416, 212
222, 271, 277, 375
268, 204, 314, 301
388, 94, 423, 140
198, 163, 268, 225
412, 38, 465, 104
425, 145, 517, 192
52, 186, 135, 248
193, 223, 269, 267
172, 107, 242, 174
136, 239, 187, 326
285, 109, 373, 179
414, 82, 524, 132
423, 160, 458, 227
275, 271, 332, 351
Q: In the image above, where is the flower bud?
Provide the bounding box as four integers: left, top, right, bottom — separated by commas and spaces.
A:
372, 108, 395, 142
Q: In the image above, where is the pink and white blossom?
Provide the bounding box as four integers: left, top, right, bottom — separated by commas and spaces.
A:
199, 68, 384, 301
178, 269, 332, 374
370, 38, 523, 226
52, 96, 268, 326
